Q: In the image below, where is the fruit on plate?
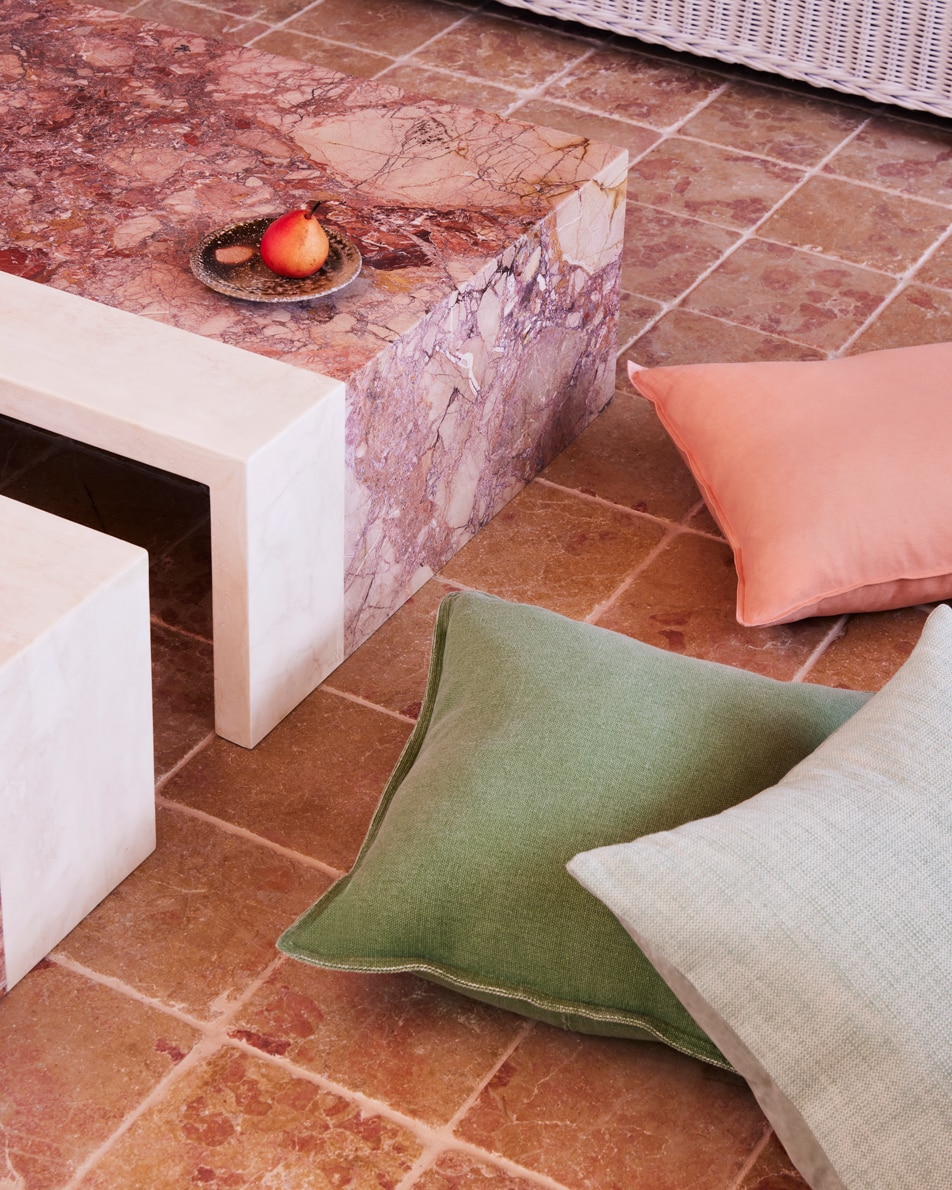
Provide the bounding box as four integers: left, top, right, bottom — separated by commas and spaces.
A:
259, 202, 330, 278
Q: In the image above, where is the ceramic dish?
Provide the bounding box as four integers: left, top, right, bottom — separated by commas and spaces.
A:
190, 218, 362, 303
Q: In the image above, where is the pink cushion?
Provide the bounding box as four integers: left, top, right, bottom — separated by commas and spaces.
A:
627, 345, 952, 627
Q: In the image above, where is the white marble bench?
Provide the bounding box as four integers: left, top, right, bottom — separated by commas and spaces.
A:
0, 271, 346, 748
0, 496, 155, 995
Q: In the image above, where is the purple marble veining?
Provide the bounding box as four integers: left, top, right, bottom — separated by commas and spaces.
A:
344, 208, 621, 646
0, 0, 626, 653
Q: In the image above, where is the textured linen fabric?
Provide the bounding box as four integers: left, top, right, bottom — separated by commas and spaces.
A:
280, 591, 867, 1068
569, 603, 952, 1190
627, 344, 952, 626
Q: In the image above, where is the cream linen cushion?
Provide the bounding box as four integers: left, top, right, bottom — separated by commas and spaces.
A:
569, 603, 952, 1190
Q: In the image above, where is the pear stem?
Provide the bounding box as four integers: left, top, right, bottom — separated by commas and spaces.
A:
305, 201, 323, 219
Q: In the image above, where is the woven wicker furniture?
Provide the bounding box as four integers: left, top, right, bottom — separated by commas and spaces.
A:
499, 0, 952, 116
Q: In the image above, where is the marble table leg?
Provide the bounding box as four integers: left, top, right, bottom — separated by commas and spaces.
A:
0, 272, 346, 748
0, 497, 155, 994
209, 391, 345, 746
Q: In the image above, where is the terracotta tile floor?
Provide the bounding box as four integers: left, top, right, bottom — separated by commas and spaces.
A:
2, 0, 950, 1185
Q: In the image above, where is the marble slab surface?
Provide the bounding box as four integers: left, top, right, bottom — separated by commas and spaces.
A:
0, 0, 627, 659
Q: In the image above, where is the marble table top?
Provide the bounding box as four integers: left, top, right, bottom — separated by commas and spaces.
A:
0, 0, 627, 711
0, 0, 622, 381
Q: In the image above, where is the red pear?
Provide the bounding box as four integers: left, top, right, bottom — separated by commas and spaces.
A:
259, 202, 330, 278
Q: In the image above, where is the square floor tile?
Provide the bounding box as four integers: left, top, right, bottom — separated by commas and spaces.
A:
76, 1045, 423, 1188
160, 689, 411, 869
627, 139, 802, 228
438, 481, 666, 620
681, 81, 865, 166
56, 808, 332, 1020
760, 174, 951, 273
0, 960, 200, 1189
455, 1025, 768, 1190
230, 962, 526, 1124
684, 238, 895, 349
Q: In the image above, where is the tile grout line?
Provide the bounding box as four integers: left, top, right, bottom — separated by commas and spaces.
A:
507, 48, 735, 137
399, 1140, 575, 1190
321, 683, 419, 723
244, 0, 329, 28
614, 299, 824, 360
153, 729, 217, 794
618, 110, 883, 356
789, 614, 849, 683
394, 37, 603, 113
363, 0, 714, 115
680, 495, 708, 526
386, 39, 599, 102
651, 126, 952, 210
59, 1036, 224, 1190
210, 1031, 544, 1171
51, 940, 562, 1190
534, 474, 724, 544
58, 952, 290, 1190
215, 1031, 573, 1190
154, 794, 346, 879
834, 219, 952, 354
725, 1122, 777, 1190
49, 952, 211, 1033
245, 0, 487, 68
442, 1019, 535, 1133
582, 523, 684, 627
392, 1018, 577, 1190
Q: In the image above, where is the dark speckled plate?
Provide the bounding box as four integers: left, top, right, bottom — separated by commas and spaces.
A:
190, 218, 362, 303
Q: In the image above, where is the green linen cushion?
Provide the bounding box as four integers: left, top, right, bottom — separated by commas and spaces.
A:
279, 591, 868, 1069
569, 603, 952, 1190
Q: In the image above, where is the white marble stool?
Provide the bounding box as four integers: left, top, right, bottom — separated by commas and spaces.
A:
0, 496, 155, 995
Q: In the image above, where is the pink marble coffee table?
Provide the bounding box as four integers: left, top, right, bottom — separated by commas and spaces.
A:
0, 0, 627, 746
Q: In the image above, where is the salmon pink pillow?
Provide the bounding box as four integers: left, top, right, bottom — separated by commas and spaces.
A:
628, 345, 952, 626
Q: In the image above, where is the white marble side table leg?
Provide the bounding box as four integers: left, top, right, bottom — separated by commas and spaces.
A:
0, 272, 346, 748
